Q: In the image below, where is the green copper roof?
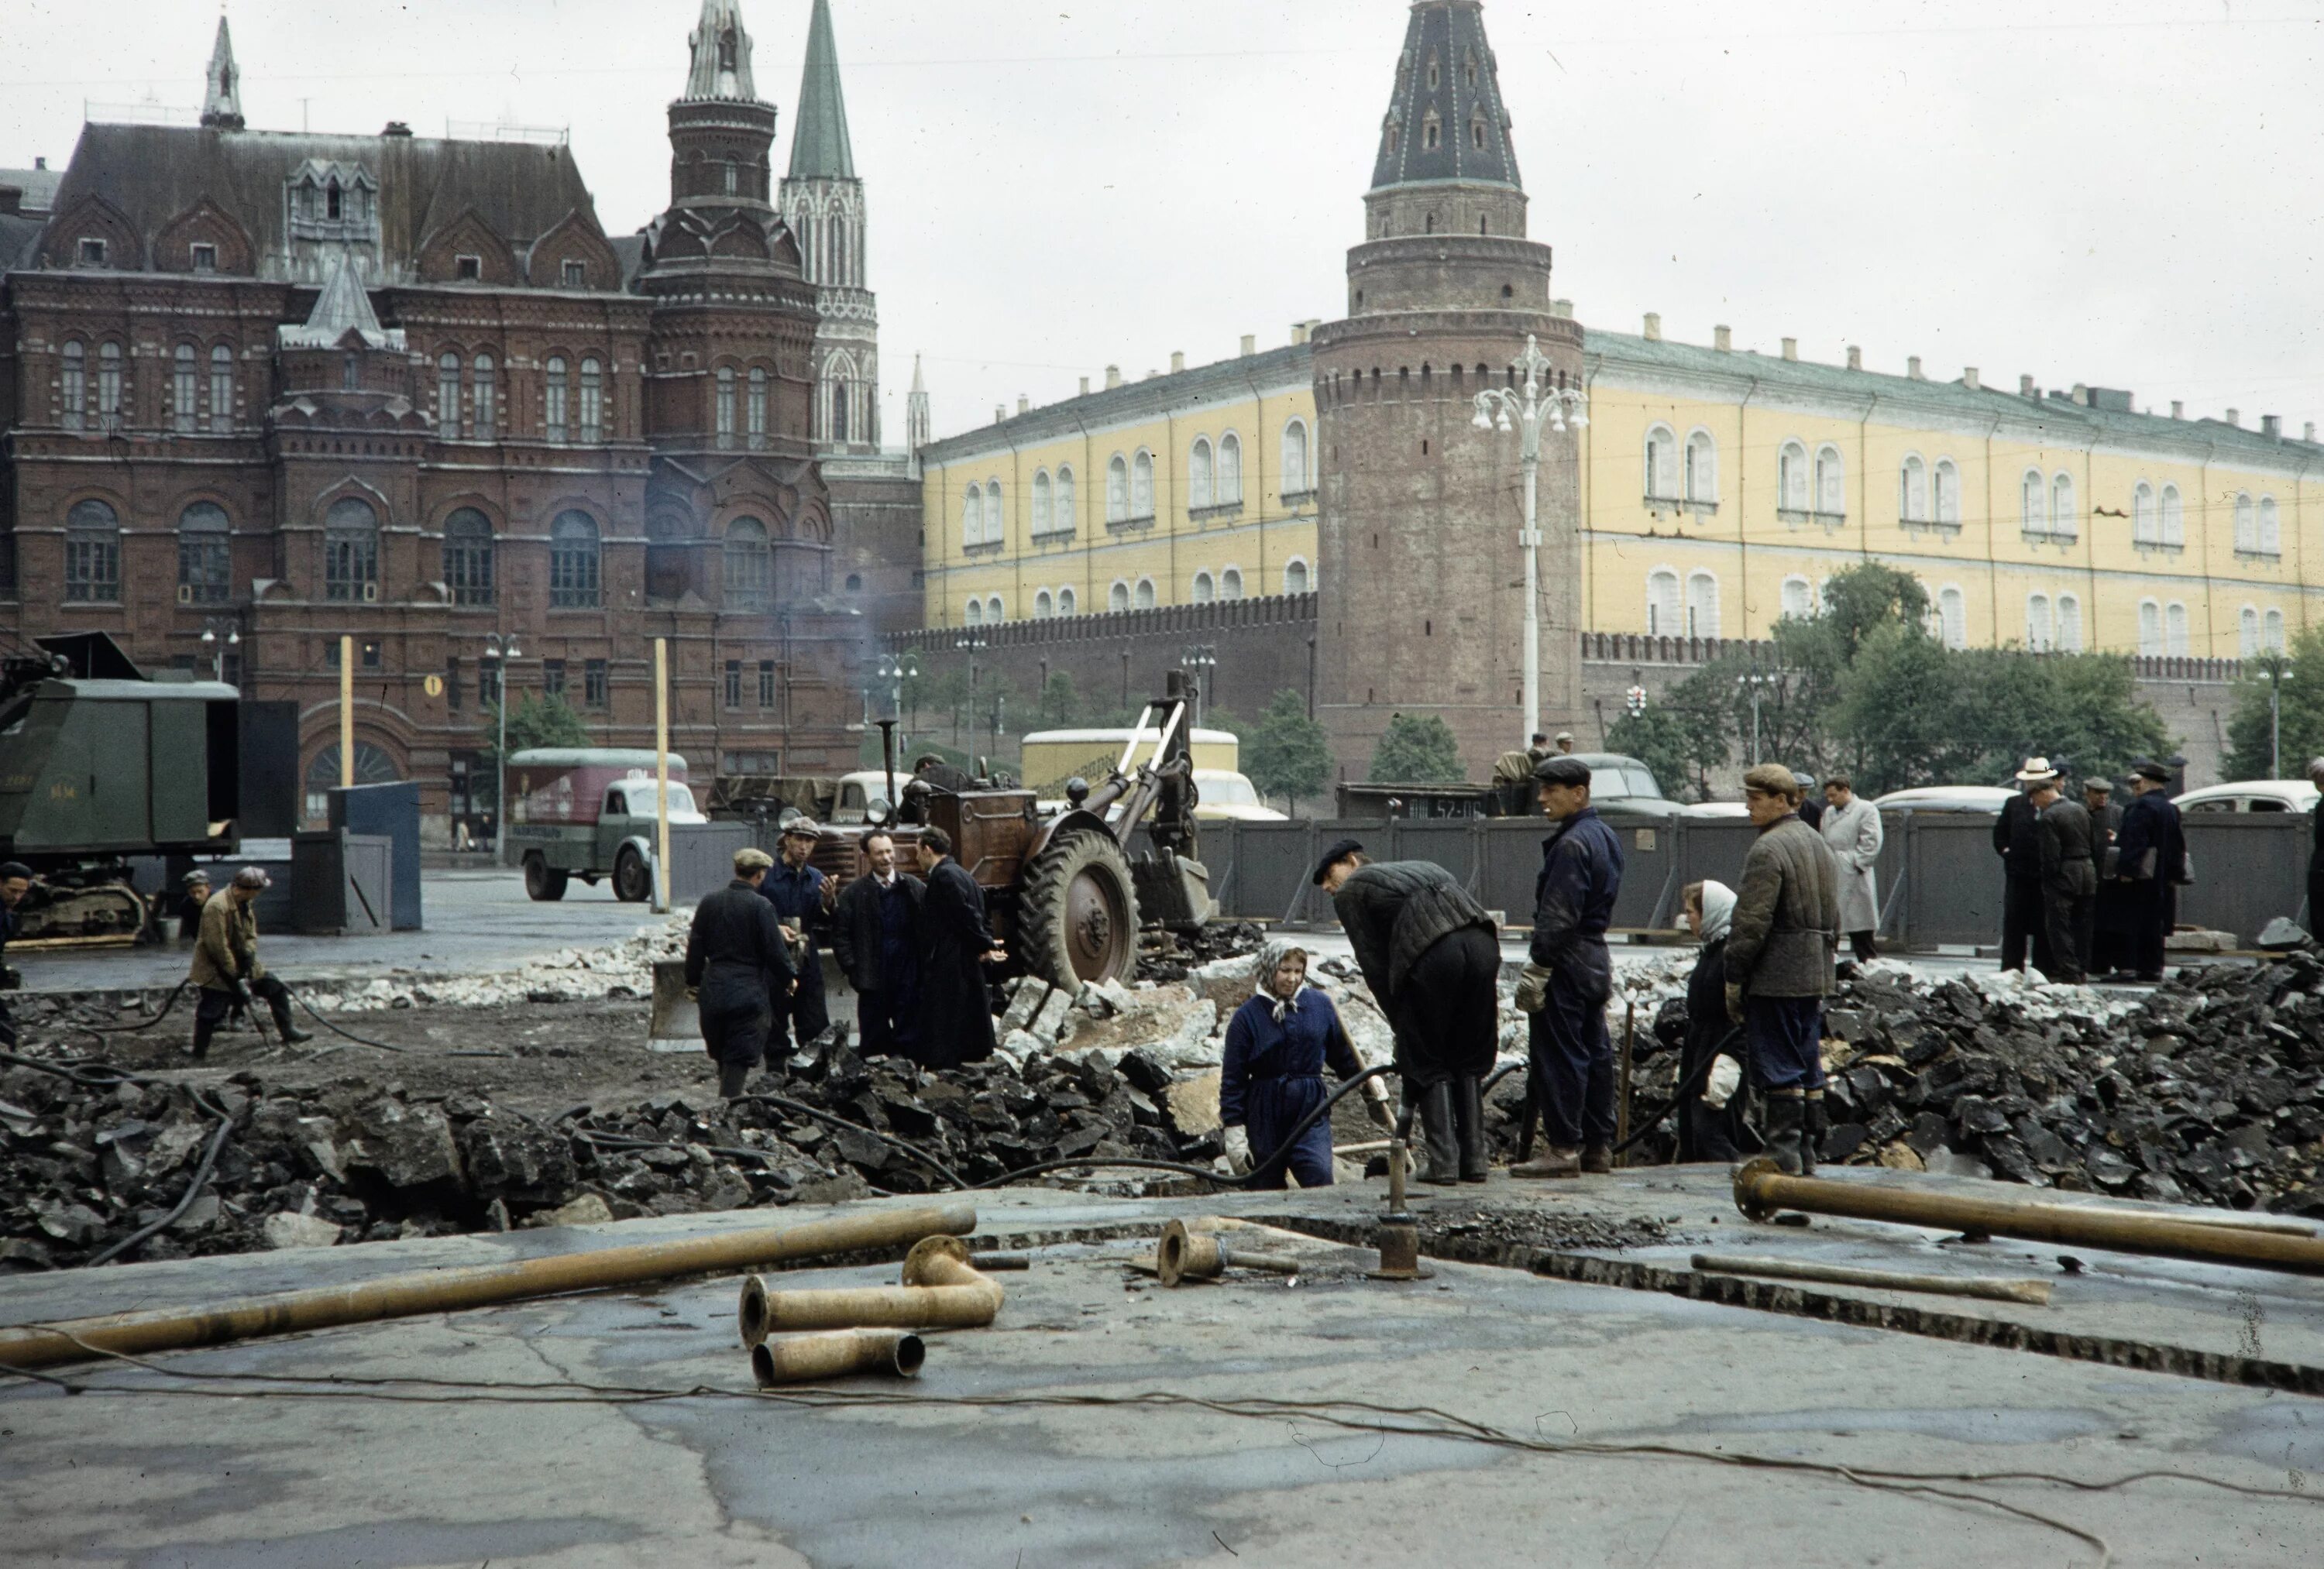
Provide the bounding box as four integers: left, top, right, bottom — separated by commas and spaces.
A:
788, 0, 855, 180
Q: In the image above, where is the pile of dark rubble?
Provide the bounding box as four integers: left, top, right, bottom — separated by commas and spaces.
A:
0, 1039, 1226, 1270
1608, 953, 2324, 1215
1136, 920, 1265, 984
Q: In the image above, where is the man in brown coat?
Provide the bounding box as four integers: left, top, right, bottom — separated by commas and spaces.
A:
1724, 764, 1841, 1175
189, 867, 313, 1056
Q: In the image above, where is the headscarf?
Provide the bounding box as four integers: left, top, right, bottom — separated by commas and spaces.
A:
1253, 939, 1312, 1023
1696, 880, 1736, 946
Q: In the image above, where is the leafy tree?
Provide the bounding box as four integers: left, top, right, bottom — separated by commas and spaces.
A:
2224, 639, 2324, 780
476, 693, 592, 809
1243, 690, 1333, 812
1036, 669, 1082, 727
1605, 699, 1728, 802
1368, 712, 1466, 783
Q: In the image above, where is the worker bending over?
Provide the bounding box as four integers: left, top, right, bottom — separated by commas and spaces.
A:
190, 867, 313, 1056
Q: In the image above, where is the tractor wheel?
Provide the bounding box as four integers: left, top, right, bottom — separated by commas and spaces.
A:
524, 855, 569, 902
614, 846, 652, 904
1019, 829, 1140, 989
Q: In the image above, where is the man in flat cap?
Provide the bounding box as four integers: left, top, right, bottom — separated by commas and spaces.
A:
1313, 837, 1499, 1184
759, 816, 837, 1059
1725, 765, 1841, 1174
189, 867, 313, 1057
685, 846, 796, 1097
2084, 778, 2128, 974
2113, 760, 2185, 983
1511, 754, 1626, 1178
177, 869, 211, 942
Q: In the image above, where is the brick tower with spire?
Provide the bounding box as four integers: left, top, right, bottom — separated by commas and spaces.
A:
1311, 0, 1585, 777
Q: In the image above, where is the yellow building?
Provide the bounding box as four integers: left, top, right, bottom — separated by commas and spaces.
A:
920, 318, 2322, 663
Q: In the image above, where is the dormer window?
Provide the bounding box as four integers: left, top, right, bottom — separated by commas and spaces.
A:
718, 26, 737, 72
561, 259, 586, 288
1422, 109, 1441, 150
76, 237, 107, 267
456, 254, 481, 281
326, 180, 343, 220
191, 242, 217, 273
342, 353, 359, 390
1426, 51, 1440, 90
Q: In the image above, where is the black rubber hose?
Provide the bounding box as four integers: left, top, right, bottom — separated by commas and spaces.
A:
0, 1048, 154, 1090
66, 980, 192, 1036
290, 990, 408, 1052
1611, 1025, 1744, 1156
83, 1090, 238, 1269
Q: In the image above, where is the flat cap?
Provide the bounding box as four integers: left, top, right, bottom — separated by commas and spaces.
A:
1532, 755, 1591, 787
1311, 837, 1366, 886
1741, 764, 1803, 801
183, 869, 211, 886
779, 816, 822, 839
2082, 778, 2114, 795
2132, 760, 2172, 784
734, 846, 775, 874
231, 866, 270, 890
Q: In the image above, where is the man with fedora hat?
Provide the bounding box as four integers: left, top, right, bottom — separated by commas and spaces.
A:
759, 816, 837, 1058
1510, 754, 1626, 1178
1312, 836, 1499, 1184
1994, 757, 2059, 974
2114, 760, 2186, 983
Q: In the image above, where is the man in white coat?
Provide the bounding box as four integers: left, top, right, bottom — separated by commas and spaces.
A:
1820, 775, 1883, 964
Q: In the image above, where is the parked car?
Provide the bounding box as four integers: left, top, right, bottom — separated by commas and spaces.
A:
2173, 780, 2321, 815
1872, 784, 2018, 814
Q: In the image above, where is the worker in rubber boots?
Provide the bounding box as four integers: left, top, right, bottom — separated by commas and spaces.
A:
759, 817, 836, 1061
1510, 756, 1626, 1179
1724, 765, 1841, 1175
1314, 839, 1498, 1185
1219, 940, 1393, 1187
189, 867, 313, 1056
685, 847, 796, 1098
0, 861, 31, 1048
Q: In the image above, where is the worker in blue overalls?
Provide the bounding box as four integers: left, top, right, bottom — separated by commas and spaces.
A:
1219, 939, 1394, 1187
758, 818, 835, 1061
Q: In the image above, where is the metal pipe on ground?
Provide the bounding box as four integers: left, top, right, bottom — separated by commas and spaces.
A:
1154, 1219, 1304, 1286
1690, 1251, 2054, 1305
737, 1235, 1003, 1342
751, 1329, 925, 1386
0, 1202, 978, 1372
1732, 1158, 2324, 1277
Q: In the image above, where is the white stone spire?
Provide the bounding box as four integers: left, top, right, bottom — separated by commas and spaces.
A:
682, 0, 758, 103
201, 13, 245, 130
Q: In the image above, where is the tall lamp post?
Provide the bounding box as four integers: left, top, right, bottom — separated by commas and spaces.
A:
954, 629, 988, 763
1180, 642, 1218, 725
877, 652, 919, 756
482, 632, 522, 860
1473, 333, 1588, 751
2257, 648, 2291, 778
198, 618, 240, 683
1735, 667, 1786, 768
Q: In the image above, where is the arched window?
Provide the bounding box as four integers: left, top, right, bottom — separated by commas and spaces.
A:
2137, 598, 2163, 656
1218, 432, 1242, 504
544, 355, 568, 443
548, 510, 600, 608
1284, 558, 1311, 596
1938, 585, 1968, 650
471, 354, 495, 440
1129, 577, 1153, 610
436, 352, 460, 437
2234, 492, 2257, 552
64, 498, 119, 603
2259, 496, 2281, 555
1189, 438, 1214, 508
2057, 594, 2082, 652
2161, 483, 2185, 545
1644, 424, 1678, 500
1057, 586, 1076, 616
2051, 473, 2077, 541
96, 342, 122, 425
828, 379, 847, 443
579, 357, 603, 443
1899, 455, 1928, 523
986, 594, 1004, 623
1645, 568, 1682, 637
1684, 429, 1717, 503
1222, 566, 1243, 601
723, 517, 772, 610
1685, 571, 1720, 639
1281, 419, 1311, 493
2026, 592, 2053, 651
2265, 608, 2285, 651
173, 344, 198, 432
323, 496, 380, 603
1813, 445, 1844, 516
1131, 450, 1155, 517
1780, 575, 1812, 620
442, 507, 494, 606
1778, 441, 1808, 512
1934, 458, 1959, 525
965, 597, 984, 627
1106, 455, 1129, 522
1192, 570, 1215, 603
982, 480, 1003, 545
2132, 482, 2157, 543
177, 501, 231, 604
1054, 466, 1075, 534
2240, 605, 2262, 657
1109, 579, 1129, 613
714, 366, 736, 448
1033, 589, 1054, 620
1031, 470, 1053, 535
748, 367, 768, 448
303, 742, 401, 822
2165, 600, 2189, 657
208, 344, 235, 433
60, 341, 85, 430
961, 483, 982, 548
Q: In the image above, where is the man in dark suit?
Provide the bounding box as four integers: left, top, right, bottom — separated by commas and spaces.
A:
832, 829, 925, 1059
1994, 758, 2057, 973
2114, 761, 2186, 984
2308, 758, 2324, 938
2085, 779, 2128, 974
683, 847, 796, 1098
2033, 775, 2097, 983
914, 826, 1003, 1069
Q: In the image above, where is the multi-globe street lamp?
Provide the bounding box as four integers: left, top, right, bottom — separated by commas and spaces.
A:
1472, 333, 1588, 751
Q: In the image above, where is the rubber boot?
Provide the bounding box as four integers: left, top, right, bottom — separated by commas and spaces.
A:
1802, 1089, 1828, 1178
1764, 1090, 1807, 1176
269, 994, 315, 1045
1580, 1143, 1614, 1174
1415, 1081, 1460, 1186
190, 1013, 218, 1060
1453, 1076, 1488, 1183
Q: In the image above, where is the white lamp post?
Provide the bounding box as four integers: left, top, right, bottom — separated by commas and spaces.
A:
1473, 333, 1587, 750
482, 632, 522, 860
198, 620, 239, 682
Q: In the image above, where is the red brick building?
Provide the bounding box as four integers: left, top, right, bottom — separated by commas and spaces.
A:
0, 4, 865, 846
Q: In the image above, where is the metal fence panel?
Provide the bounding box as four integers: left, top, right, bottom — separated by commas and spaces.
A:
1893, 814, 2006, 948
2178, 815, 2306, 944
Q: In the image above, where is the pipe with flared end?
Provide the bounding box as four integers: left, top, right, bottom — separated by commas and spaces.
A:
740, 1235, 1004, 1340
1154, 1218, 1304, 1287
1731, 1157, 2324, 1278
0, 1201, 978, 1372
751, 1329, 925, 1386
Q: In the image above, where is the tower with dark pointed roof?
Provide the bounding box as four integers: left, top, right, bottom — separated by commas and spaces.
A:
201, 15, 244, 131
1312, 0, 1585, 772
779, 0, 878, 455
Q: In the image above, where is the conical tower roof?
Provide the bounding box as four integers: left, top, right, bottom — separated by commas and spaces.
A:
201, 14, 245, 130
1370, 0, 1520, 193
788, 0, 855, 179
682, 0, 760, 103
279, 252, 402, 350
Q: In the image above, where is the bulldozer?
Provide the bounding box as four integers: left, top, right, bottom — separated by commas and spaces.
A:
809, 670, 1213, 990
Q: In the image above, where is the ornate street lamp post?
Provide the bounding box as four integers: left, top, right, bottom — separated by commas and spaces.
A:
1473, 333, 1588, 750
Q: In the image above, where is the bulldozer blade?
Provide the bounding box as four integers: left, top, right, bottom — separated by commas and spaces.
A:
648, 956, 700, 1052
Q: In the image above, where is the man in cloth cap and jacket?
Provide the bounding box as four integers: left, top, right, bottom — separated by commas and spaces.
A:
190, 867, 314, 1057
1818, 775, 1882, 966
759, 817, 837, 1058
1314, 837, 1500, 1184
1510, 754, 1626, 1178
2085, 778, 2129, 973
1725, 765, 1842, 1175
686, 847, 796, 1097
1994, 757, 2059, 974
2033, 771, 2099, 983
2114, 760, 2186, 983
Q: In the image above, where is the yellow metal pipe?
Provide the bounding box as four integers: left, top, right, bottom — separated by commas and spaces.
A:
0, 1202, 977, 1372
1155, 1218, 1304, 1287
739, 1235, 1004, 1341
1732, 1158, 2324, 1276
1690, 1251, 2054, 1306
751, 1329, 925, 1386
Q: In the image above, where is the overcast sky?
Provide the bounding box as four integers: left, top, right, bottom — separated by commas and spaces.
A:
7, 1, 2320, 443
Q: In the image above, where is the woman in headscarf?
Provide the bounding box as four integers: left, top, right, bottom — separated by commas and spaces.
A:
1219, 940, 1394, 1188
1679, 881, 1746, 1162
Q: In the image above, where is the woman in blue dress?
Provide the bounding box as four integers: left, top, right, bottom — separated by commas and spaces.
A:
1219, 940, 1394, 1188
